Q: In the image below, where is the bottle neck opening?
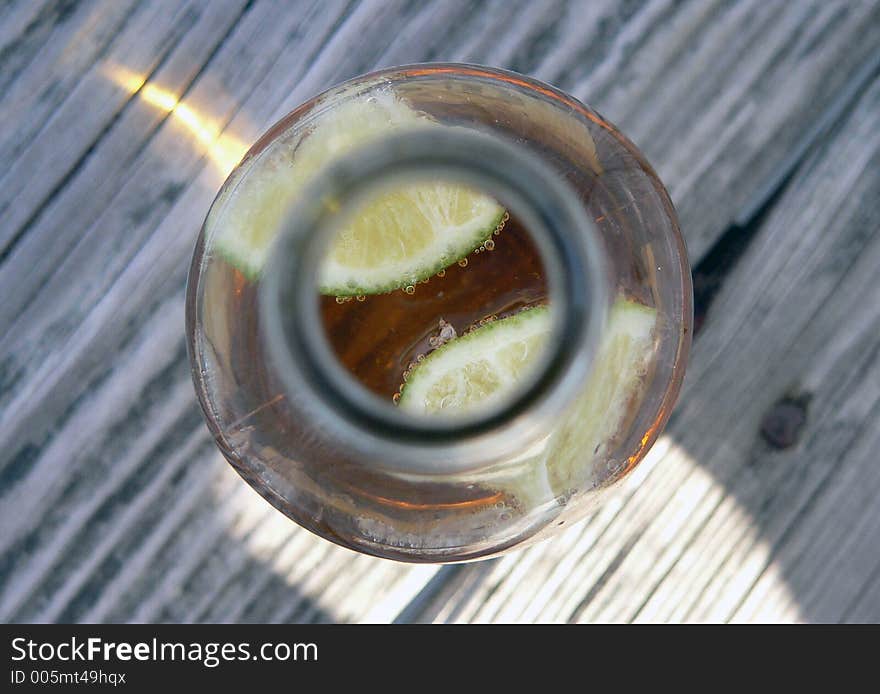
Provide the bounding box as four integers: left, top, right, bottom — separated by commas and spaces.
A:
260, 128, 608, 473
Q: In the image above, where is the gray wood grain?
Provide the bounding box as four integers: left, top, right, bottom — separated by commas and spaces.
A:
0, 1, 141, 186
1, 0, 879, 623
0, 2, 55, 54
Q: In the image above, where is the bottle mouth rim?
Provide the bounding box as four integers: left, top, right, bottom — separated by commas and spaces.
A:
260, 128, 607, 472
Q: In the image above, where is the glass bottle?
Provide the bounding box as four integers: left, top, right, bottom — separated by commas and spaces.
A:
186, 64, 692, 562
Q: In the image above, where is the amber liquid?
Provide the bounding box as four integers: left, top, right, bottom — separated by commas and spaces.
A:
319, 213, 548, 399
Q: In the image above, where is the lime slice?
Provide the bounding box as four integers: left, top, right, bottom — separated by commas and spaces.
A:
544, 299, 656, 497
398, 298, 656, 505
319, 183, 504, 296
398, 307, 551, 418
211, 91, 504, 291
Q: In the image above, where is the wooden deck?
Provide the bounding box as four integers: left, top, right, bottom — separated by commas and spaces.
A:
1, 0, 879, 623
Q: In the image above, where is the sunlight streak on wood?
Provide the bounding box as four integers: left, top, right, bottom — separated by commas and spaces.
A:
105, 64, 248, 178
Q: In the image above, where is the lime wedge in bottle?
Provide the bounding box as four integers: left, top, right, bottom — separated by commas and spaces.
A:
212, 91, 504, 293
318, 183, 505, 296
399, 299, 657, 502
398, 306, 551, 417
544, 298, 656, 497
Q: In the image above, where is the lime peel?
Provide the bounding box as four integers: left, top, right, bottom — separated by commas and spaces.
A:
544, 298, 656, 497
209, 91, 504, 292
398, 307, 551, 418
319, 185, 505, 296
397, 298, 657, 507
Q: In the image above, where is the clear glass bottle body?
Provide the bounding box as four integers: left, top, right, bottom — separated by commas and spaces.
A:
186, 64, 691, 562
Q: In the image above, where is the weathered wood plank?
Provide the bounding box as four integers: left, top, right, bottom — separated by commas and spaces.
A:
409, 72, 880, 623
0, 0, 141, 175
844, 561, 880, 624
731, 408, 880, 623
0, 0, 247, 254
2, 0, 879, 624
0, 1, 55, 51
568, 0, 880, 262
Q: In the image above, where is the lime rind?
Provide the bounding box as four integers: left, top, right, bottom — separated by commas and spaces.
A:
319, 205, 505, 296
209, 91, 505, 292
544, 299, 656, 497
210, 153, 303, 280
398, 306, 551, 417
396, 299, 657, 509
